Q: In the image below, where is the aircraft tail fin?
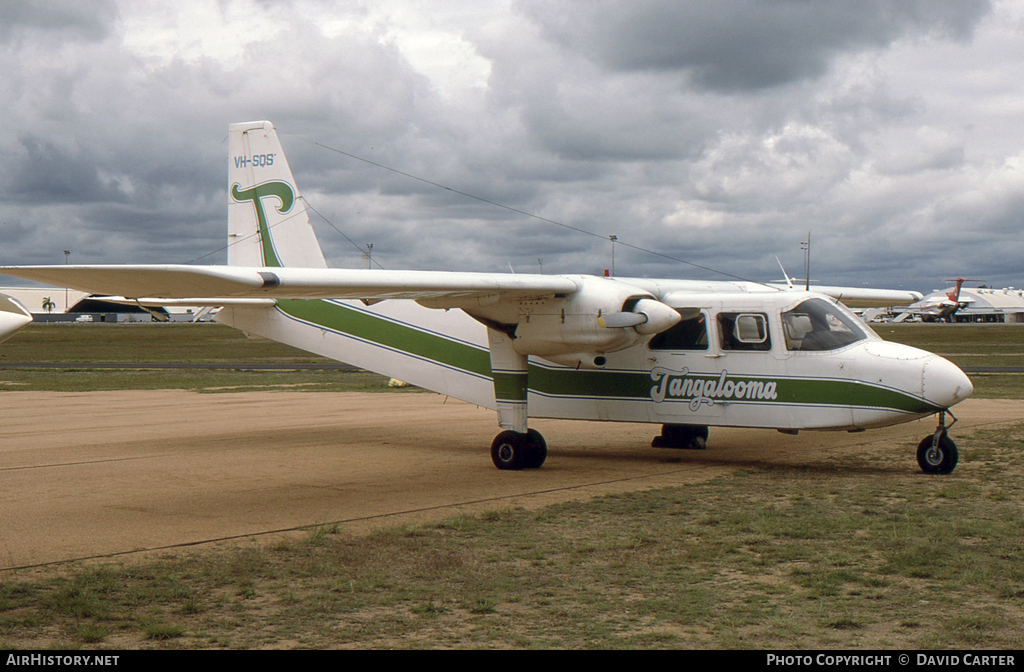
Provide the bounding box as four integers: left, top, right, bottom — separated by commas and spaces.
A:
227, 121, 327, 269
942, 278, 983, 306
776, 257, 794, 289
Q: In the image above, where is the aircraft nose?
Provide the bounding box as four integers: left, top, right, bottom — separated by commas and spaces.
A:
922, 355, 973, 408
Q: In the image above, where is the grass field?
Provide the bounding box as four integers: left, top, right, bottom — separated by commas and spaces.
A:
878, 323, 1024, 368
1, 424, 1022, 649
879, 323, 1024, 399
0, 321, 1022, 649
0, 323, 397, 393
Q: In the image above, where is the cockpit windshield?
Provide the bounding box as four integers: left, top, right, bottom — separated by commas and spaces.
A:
781, 298, 870, 352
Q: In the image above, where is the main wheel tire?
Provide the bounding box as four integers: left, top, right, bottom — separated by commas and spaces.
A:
492, 430, 540, 470
916, 433, 959, 475
524, 429, 548, 469
653, 424, 709, 450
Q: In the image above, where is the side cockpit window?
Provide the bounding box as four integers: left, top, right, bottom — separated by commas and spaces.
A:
718, 312, 771, 351
782, 298, 868, 352
648, 309, 708, 350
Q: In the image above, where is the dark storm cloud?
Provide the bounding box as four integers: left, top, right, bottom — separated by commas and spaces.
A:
8, 136, 122, 205
518, 0, 992, 91
0, 0, 118, 43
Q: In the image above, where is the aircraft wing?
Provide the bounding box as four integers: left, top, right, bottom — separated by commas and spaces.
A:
0, 265, 580, 307
0, 265, 922, 310
765, 284, 923, 308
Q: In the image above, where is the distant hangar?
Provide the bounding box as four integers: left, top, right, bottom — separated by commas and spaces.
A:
951, 286, 1024, 323
0, 286, 196, 322
892, 284, 1024, 323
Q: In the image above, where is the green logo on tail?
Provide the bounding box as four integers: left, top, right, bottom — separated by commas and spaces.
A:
231, 181, 296, 268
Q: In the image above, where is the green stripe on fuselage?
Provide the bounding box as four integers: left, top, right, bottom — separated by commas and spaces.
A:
531, 367, 938, 414
277, 298, 492, 377
773, 377, 939, 414
275, 299, 938, 415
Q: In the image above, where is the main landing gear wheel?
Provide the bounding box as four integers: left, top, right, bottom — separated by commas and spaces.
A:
491, 429, 547, 470
917, 432, 959, 475
651, 424, 709, 450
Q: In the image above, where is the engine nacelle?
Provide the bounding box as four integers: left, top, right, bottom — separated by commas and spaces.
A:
507, 277, 680, 368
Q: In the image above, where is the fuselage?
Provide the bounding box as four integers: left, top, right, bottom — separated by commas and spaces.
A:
216, 281, 972, 434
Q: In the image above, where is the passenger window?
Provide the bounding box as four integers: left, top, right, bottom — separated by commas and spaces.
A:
648, 309, 708, 350
718, 312, 771, 351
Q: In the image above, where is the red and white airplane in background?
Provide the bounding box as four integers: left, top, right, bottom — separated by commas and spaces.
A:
897, 278, 983, 323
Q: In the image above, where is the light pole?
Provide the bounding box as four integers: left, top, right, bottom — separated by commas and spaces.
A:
800, 233, 810, 291
63, 250, 70, 311
609, 235, 618, 277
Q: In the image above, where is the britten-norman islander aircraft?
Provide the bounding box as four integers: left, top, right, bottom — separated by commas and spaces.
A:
0, 122, 973, 474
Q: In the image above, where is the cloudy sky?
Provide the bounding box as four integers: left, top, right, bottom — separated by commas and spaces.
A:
1, 0, 1021, 293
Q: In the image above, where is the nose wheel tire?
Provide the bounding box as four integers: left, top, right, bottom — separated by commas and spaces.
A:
916, 432, 959, 475
491, 429, 547, 470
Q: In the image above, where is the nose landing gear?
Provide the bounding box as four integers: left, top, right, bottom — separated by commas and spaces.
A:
916, 410, 959, 475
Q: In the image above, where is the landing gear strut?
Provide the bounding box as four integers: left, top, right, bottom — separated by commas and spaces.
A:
491, 429, 547, 470
652, 424, 709, 450
916, 410, 959, 475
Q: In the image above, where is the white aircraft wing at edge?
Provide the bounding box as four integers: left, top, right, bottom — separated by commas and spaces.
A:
0, 264, 922, 311
766, 284, 923, 307
0, 265, 580, 306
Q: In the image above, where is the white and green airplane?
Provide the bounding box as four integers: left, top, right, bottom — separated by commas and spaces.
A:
0, 121, 973, 474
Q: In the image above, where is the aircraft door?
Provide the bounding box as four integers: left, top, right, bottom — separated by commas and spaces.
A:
777, 298, 863, 429
710, 308, 789, 427
645, 307, 723, 425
